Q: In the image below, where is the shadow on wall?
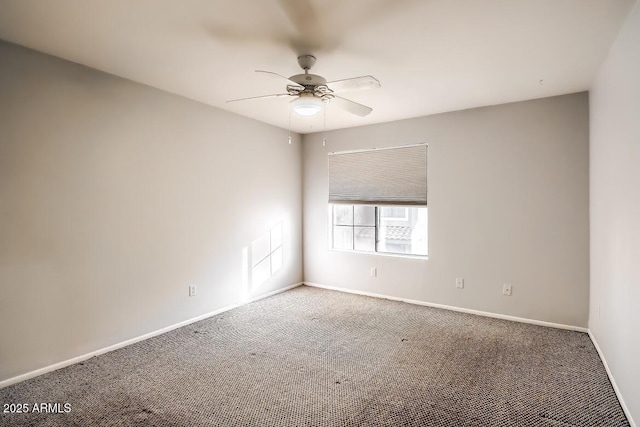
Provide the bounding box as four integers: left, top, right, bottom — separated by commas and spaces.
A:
241, 222, 283, 301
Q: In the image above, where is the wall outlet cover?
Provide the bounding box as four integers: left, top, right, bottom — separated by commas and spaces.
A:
503, 284, 512, 296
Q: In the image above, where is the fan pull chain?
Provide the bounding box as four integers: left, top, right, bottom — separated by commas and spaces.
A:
322, 107, 327, 147
288, 109, 292, 145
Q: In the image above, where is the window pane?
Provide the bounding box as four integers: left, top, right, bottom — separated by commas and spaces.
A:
378, 207, 428, 256
380, 206, 408, 221
332, 226, 353, 251
354, 226, 375, 252
354, 205, 375, 226
333, 205, 353, 226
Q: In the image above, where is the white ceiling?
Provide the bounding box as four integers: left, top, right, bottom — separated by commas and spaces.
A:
0, 0, 634, 134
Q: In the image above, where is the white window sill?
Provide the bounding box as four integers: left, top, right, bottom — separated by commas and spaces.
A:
328, 248, 428, 260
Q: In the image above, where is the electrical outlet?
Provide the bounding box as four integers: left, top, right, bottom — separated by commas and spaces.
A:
370, 268, 377, 278
502, 284, 512, 296
456, 278, 464, 289
189, 285, 197, 297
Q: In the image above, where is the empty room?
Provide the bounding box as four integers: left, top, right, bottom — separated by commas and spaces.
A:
1, 1, 638, 426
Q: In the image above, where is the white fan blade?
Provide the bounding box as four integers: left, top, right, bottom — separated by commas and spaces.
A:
226, 93, 290, 103
255, 70, 304, 90
332, 96, 373, 117
327, 76, 381, 93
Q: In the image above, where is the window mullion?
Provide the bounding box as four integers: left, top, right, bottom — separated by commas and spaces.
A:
351, 205, 355, 251
375, 206, 379, 254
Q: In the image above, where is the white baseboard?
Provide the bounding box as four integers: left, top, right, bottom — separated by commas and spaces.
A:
304, 282, 588, 333
0, 282, 303, 389
588, 331, 636, 427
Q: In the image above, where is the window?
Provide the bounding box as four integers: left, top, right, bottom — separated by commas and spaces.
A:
330, 205, 428, 257
327, 143, 428, 257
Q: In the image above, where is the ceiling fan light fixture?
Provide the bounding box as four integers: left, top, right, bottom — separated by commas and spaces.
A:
290, 94, 324, 116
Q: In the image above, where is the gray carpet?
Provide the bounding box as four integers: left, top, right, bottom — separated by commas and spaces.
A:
0, 285, 630, 426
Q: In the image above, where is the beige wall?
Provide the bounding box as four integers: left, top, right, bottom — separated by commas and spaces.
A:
303, 93, 590, 328
0, 41, 303, 382
589, 0, 640, 423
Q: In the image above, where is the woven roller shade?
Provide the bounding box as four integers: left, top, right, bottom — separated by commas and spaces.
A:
328, 143, 427, 205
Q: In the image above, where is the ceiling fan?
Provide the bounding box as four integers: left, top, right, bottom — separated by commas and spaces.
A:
227, 54, 380, 117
